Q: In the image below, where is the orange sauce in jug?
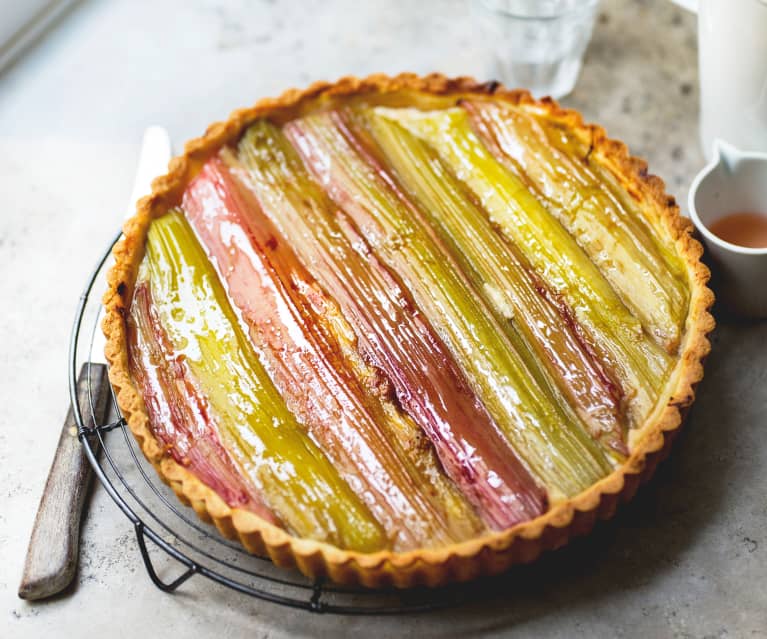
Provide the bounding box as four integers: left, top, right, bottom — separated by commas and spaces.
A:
708, 212, 767, 248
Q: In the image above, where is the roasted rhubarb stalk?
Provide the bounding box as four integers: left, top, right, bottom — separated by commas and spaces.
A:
233, 120, 546, 529
183, 158, 487, 548
462, 100, 688, 351
364, 109, 626, 454
535, 109, 687, 271
285, 112, 614, 500
380, 107, 672, 425
139, 211, 386, 551
129, 284, 275, 519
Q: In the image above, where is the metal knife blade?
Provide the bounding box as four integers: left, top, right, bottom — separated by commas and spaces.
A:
18, 127, 172, 600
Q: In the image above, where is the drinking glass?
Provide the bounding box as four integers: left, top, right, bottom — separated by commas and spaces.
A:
471, 0, 600, 99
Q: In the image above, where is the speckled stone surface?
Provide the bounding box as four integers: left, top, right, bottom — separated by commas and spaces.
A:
1, 1, 765, 637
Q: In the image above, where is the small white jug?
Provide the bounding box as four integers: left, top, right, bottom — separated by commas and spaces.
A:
688, 140, 767, 317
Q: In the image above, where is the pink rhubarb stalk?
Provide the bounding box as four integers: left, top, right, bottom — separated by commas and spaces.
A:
233, 120, 548, 529
183, 157, 483, 548
128, 283, 278, 521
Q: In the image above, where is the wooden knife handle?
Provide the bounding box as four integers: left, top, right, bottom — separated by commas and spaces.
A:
18, 363, 111, 600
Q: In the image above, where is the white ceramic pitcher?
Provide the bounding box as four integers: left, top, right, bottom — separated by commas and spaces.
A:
673, 0, 767, 160
688, 140, 767, 317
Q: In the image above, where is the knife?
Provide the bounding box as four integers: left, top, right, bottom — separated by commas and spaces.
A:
18, 126, 172, 601
89, 126, 173, 370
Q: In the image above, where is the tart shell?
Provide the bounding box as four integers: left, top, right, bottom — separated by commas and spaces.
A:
102, 73, 715, 588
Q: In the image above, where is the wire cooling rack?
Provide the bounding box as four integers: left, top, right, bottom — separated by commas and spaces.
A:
69, 232, 477, 614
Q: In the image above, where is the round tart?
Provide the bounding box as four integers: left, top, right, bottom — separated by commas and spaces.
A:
103, 73, 714, 588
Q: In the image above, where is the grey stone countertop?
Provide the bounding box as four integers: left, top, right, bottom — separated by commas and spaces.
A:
1, 0, 765, 637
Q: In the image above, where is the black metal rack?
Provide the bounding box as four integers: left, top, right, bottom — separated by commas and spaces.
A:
69, 232, 471, 614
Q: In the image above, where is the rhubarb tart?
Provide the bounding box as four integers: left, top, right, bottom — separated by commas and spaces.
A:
103, 74, 714, 588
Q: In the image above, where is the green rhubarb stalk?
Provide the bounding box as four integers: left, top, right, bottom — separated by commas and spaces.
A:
364, 109, 627, 454
463, 100, 689, 352
285, 112, 614, 500
378, 107, 672, 426
537, 110, 686, 274
184, 156, 485, 548
128, 281, 278, 520
233, 120, 547, 529
143, 211, 386, 551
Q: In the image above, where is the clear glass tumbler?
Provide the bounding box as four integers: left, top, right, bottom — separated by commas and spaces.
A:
471, 0, 600, 99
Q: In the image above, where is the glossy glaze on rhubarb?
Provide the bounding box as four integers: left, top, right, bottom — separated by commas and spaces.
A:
286, 111, 614, 500
232, 121, 547, 529
129, 283, 275, 520
463, 100, 689, 352
130, 212, 386, 551
362, 108, 626, 454
127, 96, 692, 552
183, 158, 485, 549
382, 107, 674, 427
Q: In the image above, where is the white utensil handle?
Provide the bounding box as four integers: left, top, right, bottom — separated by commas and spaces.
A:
127, 126, 173, 217
669, 0, 697, 12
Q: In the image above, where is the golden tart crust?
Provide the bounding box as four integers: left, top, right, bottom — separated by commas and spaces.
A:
102, 73, 715, 588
